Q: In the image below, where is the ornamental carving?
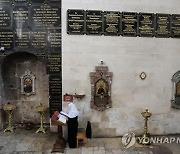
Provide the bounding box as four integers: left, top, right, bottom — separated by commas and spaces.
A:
171, 71, 180, 109
20, 70, 35, 96
90, 65, 113, 111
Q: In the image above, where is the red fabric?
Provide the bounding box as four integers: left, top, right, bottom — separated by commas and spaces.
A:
51, 111, 59, 121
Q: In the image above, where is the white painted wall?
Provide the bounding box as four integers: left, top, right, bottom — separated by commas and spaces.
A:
62, 0, 180, 136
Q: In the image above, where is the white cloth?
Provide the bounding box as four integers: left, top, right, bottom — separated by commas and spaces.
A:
60, 103, 79, 118
60, 102, 79, 118
68, 102, 79, 118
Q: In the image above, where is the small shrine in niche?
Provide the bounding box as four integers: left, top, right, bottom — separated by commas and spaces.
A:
20, 70, 35, 96
171, 71, 180, 109
90, 64, 113, 111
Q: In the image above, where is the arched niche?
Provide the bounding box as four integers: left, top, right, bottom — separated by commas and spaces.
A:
90, 65, 113, 111
171, 71, 180, 109
0, 52, 49, 124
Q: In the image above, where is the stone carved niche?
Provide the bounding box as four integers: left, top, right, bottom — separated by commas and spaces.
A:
90, 66, 113, 111
20, 70, 35, 96
171, 71, 180, 109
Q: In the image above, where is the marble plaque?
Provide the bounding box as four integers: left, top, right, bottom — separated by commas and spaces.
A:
30, 5, 60, 28
46, 54, 61, 74
0, 29, 13, 51
67, 9, 85, 35
0, 5, 12, 28
171, 14, 180, 38
155, 14, 171, 37
86, 10, 103, 35
138, 13, 155, 37
13, 6, 29, 29
104, 11, 121, 36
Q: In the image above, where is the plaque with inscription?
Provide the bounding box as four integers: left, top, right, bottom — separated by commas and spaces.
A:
67, 9, 85, 35
155, 14, 171, 37
30, 5, 60, 28
15, 29, 30, 50
31, 30, 47, 49
49, 95, 62, 116
171, 14, 180, 38
46, 54, 61, 74
0, 0, 12, 4
49, 75, 62, 116
49, 75, 62, 94
30, 0, 45, 3
86, 10, 103, 35
0, 5, 12, 28
13, 6, 28, 29
47, 29, 61, 51
138, 13, 155, 37
14, 0, 28, 3
0, 29, 13, 51
47, 0, 61, 3
104, 11, 121, 36
122, 12, 138, 36
34, 52, 46, 61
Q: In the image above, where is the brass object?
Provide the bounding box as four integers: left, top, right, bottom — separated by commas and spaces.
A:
3, 104, 16, 132
36, 105, 48, 133
141, 108, 152, 145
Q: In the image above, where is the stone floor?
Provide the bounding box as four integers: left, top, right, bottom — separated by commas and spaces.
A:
0, 127, 179, 154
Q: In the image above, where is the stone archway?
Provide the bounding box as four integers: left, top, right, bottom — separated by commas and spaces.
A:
0, 52, 49, 125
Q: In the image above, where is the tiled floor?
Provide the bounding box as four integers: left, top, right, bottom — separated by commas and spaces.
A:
0, 127, 179, 154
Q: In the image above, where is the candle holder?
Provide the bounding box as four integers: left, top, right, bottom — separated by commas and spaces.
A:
3, 103, 16, 132
141, 108, 152, 145
36, 105, 48, 133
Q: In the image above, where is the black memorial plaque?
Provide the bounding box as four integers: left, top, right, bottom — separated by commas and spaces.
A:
13, 6, 28, 29
46, 54, 61, 74
171, 14, 180, 38
15, 29, 30, 50
14, 0, 28, 3
138, 13, 155, 37
34, 52, 46, 61
49, 75, 62, 95
0, 0, 12, 4
30, 0, 45, 3
67, 9, 85, 35
49, 95, 62, 116
104, 11, 121, 36
155, 14, 171, 37
0, 5, 12, 28
122, 12, 138, 36
31, 30, 47, 49
30, 5, 60, 28
49, 75, 62, 116
86, 10, 103, 35
47, 0, 61, 3
0, 29, 13, 51
48, 29, 61, 51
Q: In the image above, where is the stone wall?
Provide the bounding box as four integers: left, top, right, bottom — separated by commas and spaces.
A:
62, 0, 180, 137
0, 52, 49, 129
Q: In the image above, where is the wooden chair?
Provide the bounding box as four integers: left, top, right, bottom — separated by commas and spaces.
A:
76, 128, 86, 148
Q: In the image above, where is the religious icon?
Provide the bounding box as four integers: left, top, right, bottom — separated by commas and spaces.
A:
20, 70, 35, 96
23, 77, 32, 93
176, 81, 180, 96
90, 65, 113, 111
94, 79, 108, 107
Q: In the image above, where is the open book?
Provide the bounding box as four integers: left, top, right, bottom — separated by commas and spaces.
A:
51, 111, 68, 124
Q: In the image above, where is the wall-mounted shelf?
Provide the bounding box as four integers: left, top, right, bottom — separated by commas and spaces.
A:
73, 94, 85, 99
